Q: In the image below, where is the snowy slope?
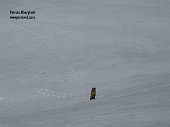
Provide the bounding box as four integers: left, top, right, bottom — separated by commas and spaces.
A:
0, 0, 170, 126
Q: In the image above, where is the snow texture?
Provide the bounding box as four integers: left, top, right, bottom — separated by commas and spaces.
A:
0, 0, 170, 126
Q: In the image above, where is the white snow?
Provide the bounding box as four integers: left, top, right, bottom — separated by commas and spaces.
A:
0, 0, 170, 126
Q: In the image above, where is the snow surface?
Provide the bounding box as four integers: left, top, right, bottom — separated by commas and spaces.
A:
0, 0, 170, 126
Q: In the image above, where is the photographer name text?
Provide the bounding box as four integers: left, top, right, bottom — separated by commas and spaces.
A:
10, 10, 35, 20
